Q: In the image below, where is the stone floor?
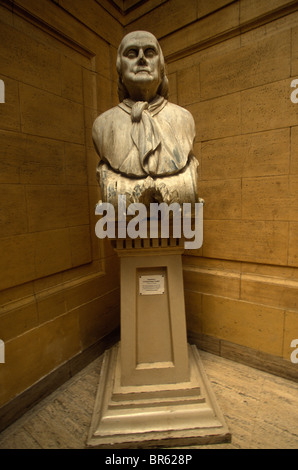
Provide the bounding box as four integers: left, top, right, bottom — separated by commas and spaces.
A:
0, 348, 297, 449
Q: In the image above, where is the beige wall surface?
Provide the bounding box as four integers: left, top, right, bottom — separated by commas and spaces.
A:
0, 0, 122, 409
0, 0, 298, 415
142, 0, 298, 368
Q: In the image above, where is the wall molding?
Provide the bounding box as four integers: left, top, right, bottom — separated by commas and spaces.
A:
183, 262, 298, 312
1, 327, 296, 434
97, 0, 167, 25
188, 331, 298, 383
164, 0, 298, 63
1, 0, 95, 58
0, 266, 106, 317
0, 328, 120, 433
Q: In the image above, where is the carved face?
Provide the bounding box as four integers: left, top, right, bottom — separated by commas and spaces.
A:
118, 31, 162, 100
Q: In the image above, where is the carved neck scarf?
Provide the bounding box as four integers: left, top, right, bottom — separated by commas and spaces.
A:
118, 95, 168, 175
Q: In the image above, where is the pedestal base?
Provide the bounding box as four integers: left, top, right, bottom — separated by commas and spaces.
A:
87, 343, 231, 448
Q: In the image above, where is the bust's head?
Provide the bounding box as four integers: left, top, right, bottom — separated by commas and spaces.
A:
116, 31, 168, 102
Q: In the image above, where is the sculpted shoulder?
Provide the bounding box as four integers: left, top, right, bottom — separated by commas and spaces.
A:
162, 101, 195, 139
164, 101, 194, 121
92, 106, 124, 134
92, 106, 130, 158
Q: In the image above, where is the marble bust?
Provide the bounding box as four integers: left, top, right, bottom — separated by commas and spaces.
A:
92, 31, 199, 210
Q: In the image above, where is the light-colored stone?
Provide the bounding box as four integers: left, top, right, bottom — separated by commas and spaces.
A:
197, 0, 235, 19
201, 295, 284, 356
125, 0, 198, 42
0, 76, 20, 132
92, 31, 200, 209
241, 79, 298, 133
64, 143, 88, 185
201, 128, 290, 180
36, 290, 66, 324
202, 220, 288, 265
0, 21, 61, 94
33, 229, 73, 279
188, 92, 241, 141
0, 234, 36, 291
78, 291, 120, 349
283, 311, 298, 360
185, 291, 203, 334
200, 30, 291, 99
82, 68, 97, 110
0, 184, 27, 237
25, 184, 90, 232
19, 83, 85, 144
242, 175, 298, 221
0, 228, 75, 289
183, 263, 241, 299
87, 343, 230, 448
1, 349, 297, 449
88, 30, 227, 448
159, 2, 239, 58
59, 0, 123, 47
64, 186, 90, 227
0, 130, 25, 183
22, 135, 65, 185
198, 179, 241, 220
167, 72, 177, 104
0, 302, 38, 342
240, 260, 298, 279
288, 222, 298, 266
1, 2, 298, 445
292, 26, 298, 75
69, 225, 92, 267
96, 73, 112, 113
247, 10, 298, 45
177, 64, 200, 106
117, 245, 189, 387
291, 126, 298, 174
26, 185, 67, 232
0, 309, 82, 407
240, 272, 298, 311
0, 328, 44, 406
240, 0, 294, 24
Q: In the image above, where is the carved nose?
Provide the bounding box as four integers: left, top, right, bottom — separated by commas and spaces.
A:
138, 50, 147, 64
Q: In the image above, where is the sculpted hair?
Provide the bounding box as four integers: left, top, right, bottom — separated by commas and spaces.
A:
116, 32, 169, 102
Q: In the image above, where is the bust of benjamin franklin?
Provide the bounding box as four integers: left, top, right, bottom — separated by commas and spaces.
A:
92, 31, 199, 209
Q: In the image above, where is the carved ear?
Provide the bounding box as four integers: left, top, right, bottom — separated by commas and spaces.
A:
116, 53, 122, 78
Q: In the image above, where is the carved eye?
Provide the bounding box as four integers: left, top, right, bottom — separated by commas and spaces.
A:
126, 49, 138, 58
145, 48, 156, 58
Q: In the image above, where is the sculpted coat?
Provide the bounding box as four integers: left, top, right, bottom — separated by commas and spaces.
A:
92, 31, 199, 209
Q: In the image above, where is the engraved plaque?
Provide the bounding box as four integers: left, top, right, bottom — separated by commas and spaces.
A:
139, 274, 164, 295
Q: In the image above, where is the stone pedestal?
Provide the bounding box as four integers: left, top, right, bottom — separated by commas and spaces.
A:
87, 238, 230, 448
118, 239, 189, 387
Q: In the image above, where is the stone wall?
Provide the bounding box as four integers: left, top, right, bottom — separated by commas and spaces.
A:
0, 0, 123, 417
126, 0, 298, 377
1, 0, 297, 429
